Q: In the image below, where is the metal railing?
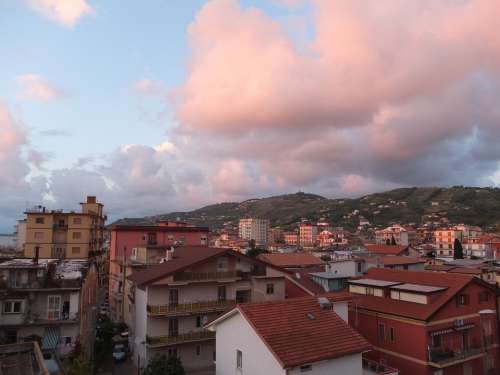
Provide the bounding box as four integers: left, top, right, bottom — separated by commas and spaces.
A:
362, 358, 399, 375
428, 345, 484, 366
148, 299, 236, 316
146, 330, 215, 346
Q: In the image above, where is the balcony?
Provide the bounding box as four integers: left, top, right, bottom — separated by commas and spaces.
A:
147, 299, 236, 317
173, 271, 240, 282
362, 359, 399, 375
428, 345, 485, 367
53, 224, 68, 230
146, 330, 215, 347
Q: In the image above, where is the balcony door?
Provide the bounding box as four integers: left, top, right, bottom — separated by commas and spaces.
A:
461, 331, 470, 351
169, 289, 179, 307
169, 318, 178, 337
47, 295, 61, 320
217, 286, 226, 302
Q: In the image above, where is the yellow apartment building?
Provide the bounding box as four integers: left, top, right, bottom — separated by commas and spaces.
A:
24, 196, 106, 259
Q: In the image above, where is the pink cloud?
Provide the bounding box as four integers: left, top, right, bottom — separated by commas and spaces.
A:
16, 74, 67, 101
26, 0, 94, 27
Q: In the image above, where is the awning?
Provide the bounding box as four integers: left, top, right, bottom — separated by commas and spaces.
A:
429, 328, 454, 336
42, 327, 60, 350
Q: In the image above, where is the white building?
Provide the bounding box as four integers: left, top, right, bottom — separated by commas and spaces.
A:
375, 224, 416, 246
238, 218, 269, 245
15, 219, 27, 253
207, 295, 372, 375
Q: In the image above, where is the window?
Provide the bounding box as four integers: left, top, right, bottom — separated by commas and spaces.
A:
218, 286, 226, 302
357, 262, 362, 273
34, 232, 44, 240
389, 327, 395, 343
378, 323, 385, 341
72, 247, 80, 255
72, 232, 81, 239
196, 316, 202, 328
169, 289, 179, 306
457, 294, 469, 306
169, 318, 179, 337
3, 300, 22, 314
266, 283, 274, 295
217, 257, 228, 271
73, 217, 82, 225
300, 365, 312, 372
64, 336, 72, 345
366, 287, 375, 296
195, 344, 201, 356
168, 348, 178, 359
47, 295, 61, 320
35, 217, 44, 224
236, 350, 242, 369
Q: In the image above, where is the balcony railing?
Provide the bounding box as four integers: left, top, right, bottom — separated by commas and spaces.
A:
148, 299, 236, 316
428, 345, 484, 367
362, 358, 399, 375
173, 271, 240, 282
146, 330, 215, 346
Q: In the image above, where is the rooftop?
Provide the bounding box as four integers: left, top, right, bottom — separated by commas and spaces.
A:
257, 253, 324, 268
364, 244, 408, 255
389, 283, 447, 294
209, 294, 370, 369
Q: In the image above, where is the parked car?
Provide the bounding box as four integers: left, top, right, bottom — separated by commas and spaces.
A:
112, 344, 127, 362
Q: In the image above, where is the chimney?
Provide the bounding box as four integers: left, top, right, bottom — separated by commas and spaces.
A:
87, 196, 96, 204
33, 246, 39, 265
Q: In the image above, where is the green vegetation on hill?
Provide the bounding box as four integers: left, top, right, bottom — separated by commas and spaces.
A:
144, 187, 500, 231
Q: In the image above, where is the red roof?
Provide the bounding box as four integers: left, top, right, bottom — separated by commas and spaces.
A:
258, 253, 324, 268
365, 244, 408, 255
284, 266, 328, 295
128, 246, 274, 286
448, 267, 482, 275
350, 268, 479, 321
376, 256, 426, 266
236, 295, 371, 368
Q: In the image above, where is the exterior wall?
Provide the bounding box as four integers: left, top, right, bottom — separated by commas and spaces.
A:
133, 287, 148, 369
79, 264, 98, 360
288, 353, 362, 375
238, 218, 269, 245
328, 260, 364, 277
15, 220, 27, 253
149, 341, 214, 372
214, 312, 285, 375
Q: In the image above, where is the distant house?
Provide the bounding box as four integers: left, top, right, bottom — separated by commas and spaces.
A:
363, 256, 426, 271
258, 253, 324, 269
206, 295, 381, 375
364, 244, 412, 256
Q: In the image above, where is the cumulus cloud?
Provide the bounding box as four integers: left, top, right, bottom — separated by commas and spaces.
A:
26, 0, 94, 27
170, 0, 500, 199
16, 74, 67, 101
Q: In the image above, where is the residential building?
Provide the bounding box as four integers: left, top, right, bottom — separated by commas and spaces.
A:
283, 231, 298, 246
317, 229, 348, 247
375, 225, 417, 246
108, 220, 209, 322
362, 256, 426, 272
238, 218, 269, 245
328, 258, 366, 277
258, 252, 324, 269
23, 196, 106, 259
464, 234, 500, 259
0, 258, 98, 361
299, 223, 318, 248
127, 246, 286, 373
348, 268, 499, 375
206, 294, 389, 375
268, 227, 284, 245
434, 228, 463, 257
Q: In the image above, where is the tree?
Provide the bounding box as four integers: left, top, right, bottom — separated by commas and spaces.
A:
320, 255, 331, 262
390, 235, 397, 246
453, 238, 464, 259
143, 355, 185, 375
246, 247, 268, 258
249, 239, 256, 250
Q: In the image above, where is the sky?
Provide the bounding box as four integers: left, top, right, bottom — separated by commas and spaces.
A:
1, 0, 500, 232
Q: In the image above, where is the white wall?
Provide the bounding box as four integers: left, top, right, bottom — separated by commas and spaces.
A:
333, 301, 348, 322
288, 353, 363, 375
133, 286, 148, 369
213, 312, 285, 375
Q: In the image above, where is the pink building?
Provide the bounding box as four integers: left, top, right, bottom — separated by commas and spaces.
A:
108, 220, 209, 322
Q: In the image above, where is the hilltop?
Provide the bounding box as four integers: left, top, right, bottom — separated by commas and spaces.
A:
130, 187, 500, 231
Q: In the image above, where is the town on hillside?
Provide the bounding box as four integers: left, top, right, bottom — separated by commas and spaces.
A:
0, 194, 499, 375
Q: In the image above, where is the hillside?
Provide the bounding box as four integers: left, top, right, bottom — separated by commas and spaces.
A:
146, 187, 500, 231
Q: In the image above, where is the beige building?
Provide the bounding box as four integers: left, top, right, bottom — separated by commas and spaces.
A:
128, 246, 286, 373
23, 196, 105, 259
238, 218, 269, 245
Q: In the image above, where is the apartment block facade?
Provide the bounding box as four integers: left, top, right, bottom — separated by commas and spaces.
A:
348, 268, 498, 375
127, 246, 286, 372
375, 225, 417, 246
0, 259, 98, 360
299, 223, 318, 248
238, 218, 269, 245
23, 196, 105, 259
108, 220, 209, 322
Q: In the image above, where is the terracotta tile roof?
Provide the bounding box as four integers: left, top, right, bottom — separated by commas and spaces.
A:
448, 267, 482, 275
424, 264, 457, 272
284, 266, 328, 295
365, 245, 408, 255
258, 253, 324, 268
127, 246, 235, 285
237, 295, 371, 368
376, 256, 426, 266
350, 268, 476, 321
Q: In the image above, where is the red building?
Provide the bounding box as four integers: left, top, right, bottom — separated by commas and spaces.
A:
108, 219, 209, 321
348, 268, 499, 375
